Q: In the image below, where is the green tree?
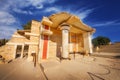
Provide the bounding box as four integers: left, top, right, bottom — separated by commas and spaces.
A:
22, 21, 31, 30
92, 36, 111, 47
0, 38, 9, 47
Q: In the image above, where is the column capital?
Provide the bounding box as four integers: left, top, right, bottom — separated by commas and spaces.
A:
60, 23, 70, 31
41, 17, 53, 27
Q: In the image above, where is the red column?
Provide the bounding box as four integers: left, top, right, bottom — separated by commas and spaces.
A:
42, 25, 49, 59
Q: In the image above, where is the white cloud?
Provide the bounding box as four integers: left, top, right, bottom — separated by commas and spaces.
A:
28, 11, 33, 15
12, 8, 28, 14
0, 11, 20, 39
28, 0, 57, 9
12, 8, 33, 15
92, 20, 120, 27
28, 0, 44, 9
0, 26, 16, 39
0, 0, 57, 14
43, 7, 94, 20
44, 7, 61, 12
65, 8, 95, 20
76, 9, 94, 20
36, 5, 43, 9
0, 0, 94, 19
0, 11, 17, 25
28, 0, 57, 7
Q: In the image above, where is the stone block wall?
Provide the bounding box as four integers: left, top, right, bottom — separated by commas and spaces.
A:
0, 45, 16, 61
28, 20, 41, 61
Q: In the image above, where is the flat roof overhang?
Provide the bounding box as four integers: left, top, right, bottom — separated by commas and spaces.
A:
48, 12, 95, 33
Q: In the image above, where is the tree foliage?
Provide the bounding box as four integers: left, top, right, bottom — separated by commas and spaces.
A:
22, 21, 31, 30
0, 39, 9, 47
92, 36, 111, 47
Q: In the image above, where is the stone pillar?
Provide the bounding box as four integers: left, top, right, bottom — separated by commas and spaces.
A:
20, 44, 24, 58
13, 45, 17, 59
60, 23, 70, 58
27, 45, 33, 61
83, 32, 93, 53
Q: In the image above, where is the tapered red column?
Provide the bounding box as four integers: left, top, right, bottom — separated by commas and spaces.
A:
60, 23, 70, 58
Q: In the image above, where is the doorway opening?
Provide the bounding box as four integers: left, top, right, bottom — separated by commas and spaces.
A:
23, 45, 29, 58
15, 45, 22, 58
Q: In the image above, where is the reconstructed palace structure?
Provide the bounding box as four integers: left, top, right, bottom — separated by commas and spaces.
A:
3, 12, 95, 62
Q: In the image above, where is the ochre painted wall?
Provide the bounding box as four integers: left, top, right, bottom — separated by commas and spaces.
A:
69, 33, 84, 53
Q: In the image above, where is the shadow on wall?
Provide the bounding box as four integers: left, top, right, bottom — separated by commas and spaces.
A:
114, 56, 120, 59
49, 31, 62, 58
56, 43, 62, 58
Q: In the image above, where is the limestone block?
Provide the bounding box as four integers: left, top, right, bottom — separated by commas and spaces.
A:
30, 36, 39, 42
31, 20, 41, 34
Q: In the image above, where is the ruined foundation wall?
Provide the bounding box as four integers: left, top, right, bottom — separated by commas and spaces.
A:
0, 31, 30, 60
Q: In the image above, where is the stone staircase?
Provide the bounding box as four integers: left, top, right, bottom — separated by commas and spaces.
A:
97, 42, 120, 53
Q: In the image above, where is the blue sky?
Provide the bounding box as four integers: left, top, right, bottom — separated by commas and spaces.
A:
0, 0, 120, 42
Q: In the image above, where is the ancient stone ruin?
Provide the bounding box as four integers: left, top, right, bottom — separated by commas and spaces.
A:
0, 12, 95, 62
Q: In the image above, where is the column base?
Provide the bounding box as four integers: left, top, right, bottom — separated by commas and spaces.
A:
60, 57, 71, 62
